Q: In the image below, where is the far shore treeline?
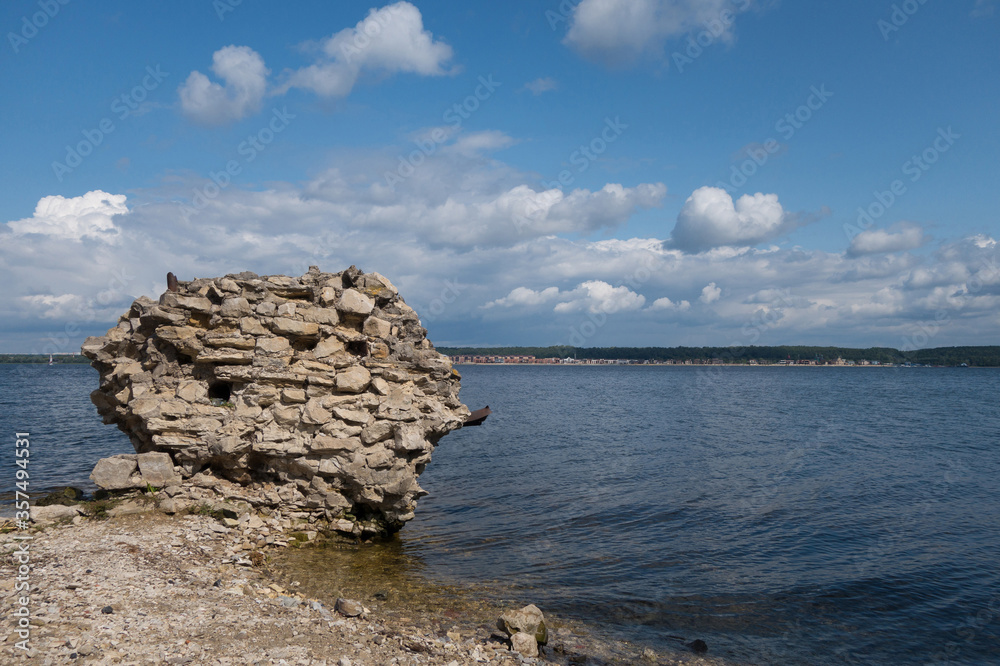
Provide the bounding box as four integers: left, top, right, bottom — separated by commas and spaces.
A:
0, 354, 91, 364
437, 346, 1000, 367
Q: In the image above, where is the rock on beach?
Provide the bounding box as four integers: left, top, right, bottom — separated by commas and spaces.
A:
80, 266, 470, 538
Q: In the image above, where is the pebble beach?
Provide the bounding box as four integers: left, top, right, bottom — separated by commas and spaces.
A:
1, 505, 727, 666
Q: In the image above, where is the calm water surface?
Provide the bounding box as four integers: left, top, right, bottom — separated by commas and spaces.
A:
3, 363, 998, 664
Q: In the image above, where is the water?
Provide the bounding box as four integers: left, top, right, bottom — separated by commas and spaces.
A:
0, 364, 134, 503
3, 363, 998, 664
394, 366, 1000, 665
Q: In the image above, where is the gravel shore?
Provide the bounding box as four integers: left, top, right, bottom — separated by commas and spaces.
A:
1, 509, 729, 665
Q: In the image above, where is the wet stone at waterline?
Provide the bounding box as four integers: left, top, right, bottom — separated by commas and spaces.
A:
81, 266, 469, 537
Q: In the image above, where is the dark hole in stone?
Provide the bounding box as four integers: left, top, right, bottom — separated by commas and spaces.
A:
292, 337, 318, 352
347, 340, 368, 357
208, 381, 232, 402
206, 290, 224, 306
177, 353, 193, 366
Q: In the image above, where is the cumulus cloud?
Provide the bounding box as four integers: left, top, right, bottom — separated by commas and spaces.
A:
6, 135, 1000, 352
177, 4, 453, 125
649, 296, 691, 311
484, 286, 561, 309
553, 281, 646, 314
355, 177, 666, 248
178, 45, 269, 126
667, 186, 805, 253
523, 77, 558, 95
847, 223, 926, 257
699, 282, 722, 304
282, 2, 454, 97
564, 0, 738, 66
6, 190, 127, 242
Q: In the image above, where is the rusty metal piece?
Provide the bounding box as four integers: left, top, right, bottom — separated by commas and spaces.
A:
464, 405, 491, 427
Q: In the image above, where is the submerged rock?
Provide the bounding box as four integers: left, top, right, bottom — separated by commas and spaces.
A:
81, 266, 469, 536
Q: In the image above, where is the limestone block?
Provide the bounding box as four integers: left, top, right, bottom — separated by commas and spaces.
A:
498, 605, 548, 645
337, 289, 374, 316
90, 456, 141, 490
314, 337, 346, 358
137, 452, 182, 487
30, 504, 81, 524
271, 318, 319, 337
220, 297, 252, 318
363, 316, 392, 338
257, 337, 291, 353
301, 398, 332, 425
336, 366, 370, 393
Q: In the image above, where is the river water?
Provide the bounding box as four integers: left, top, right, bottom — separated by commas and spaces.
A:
3, 363, 998, 664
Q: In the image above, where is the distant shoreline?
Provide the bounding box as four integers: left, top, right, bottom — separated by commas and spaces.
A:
453, 362, 947, 367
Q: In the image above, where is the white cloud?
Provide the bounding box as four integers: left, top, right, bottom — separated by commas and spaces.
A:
444, 130, 516, 157
484, 286, 562, 309
177, 4, 453, 125
668, 186, 800, 253
282, 2, 454, 98
564, 0, 738, 66
20, 294, 82, 320
6, 134, 1000, 352
553, 280, 646, 314
6, 190, 127, 242
649, 296, 691, 311
523, 77, 558, 95
178, 45, 269, 126
700, 282, 722, 304
847, 223, 925, 257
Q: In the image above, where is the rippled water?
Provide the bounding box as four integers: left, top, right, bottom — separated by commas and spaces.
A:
397, 366, 1000, 665
4, 363, 999, 664
0, 364, 133, 501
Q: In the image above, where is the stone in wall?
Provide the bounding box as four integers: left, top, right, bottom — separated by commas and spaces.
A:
81, 266, 469, 535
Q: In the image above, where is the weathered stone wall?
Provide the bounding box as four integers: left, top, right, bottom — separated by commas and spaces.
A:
81, 266, 469, 535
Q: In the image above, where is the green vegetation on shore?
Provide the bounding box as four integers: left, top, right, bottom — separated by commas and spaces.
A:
0, 354, 90, 364
437, 345, 1000, 367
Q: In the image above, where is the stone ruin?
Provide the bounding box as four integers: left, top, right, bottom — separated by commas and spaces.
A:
81, 266, 470, 536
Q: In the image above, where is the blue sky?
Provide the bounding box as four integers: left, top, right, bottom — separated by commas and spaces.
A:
1, 0, 998, 353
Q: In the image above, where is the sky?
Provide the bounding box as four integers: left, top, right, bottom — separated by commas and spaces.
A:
1, 0, 998, 353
